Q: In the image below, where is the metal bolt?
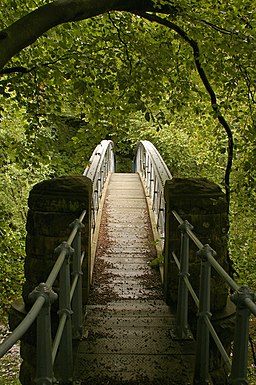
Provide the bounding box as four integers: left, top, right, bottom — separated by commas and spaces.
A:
29, 283, 58, 305
231, 285, 256, 309
197, 244, 216, 262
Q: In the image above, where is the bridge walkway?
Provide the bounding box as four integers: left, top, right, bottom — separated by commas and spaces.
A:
73, 173, 195, 385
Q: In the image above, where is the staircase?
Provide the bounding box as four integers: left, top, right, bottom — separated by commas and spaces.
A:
73, 173, 195, 385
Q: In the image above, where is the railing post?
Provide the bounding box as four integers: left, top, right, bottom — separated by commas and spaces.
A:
70, 219, 85, 339
29, 283, 58, 385
194, 244, 215, 385
228, 285, 256, 385
176, 220, 193, 339
55, 242, 74, 385
142, 150, 146, 178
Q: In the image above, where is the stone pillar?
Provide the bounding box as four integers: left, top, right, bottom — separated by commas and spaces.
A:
9, 176, 92, 385
164, 177, 229, 313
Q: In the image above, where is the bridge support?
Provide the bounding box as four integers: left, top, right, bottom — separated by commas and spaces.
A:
164, 177, 235, 384
9, 176, 92, 385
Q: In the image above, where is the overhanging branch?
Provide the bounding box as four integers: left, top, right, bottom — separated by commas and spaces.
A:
0, 66, 31, 74
136, 11, 234, 210
108, 12, 133, 75
0, 0, 179, 71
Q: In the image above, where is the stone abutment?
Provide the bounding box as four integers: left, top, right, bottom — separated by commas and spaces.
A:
9, 176, 92, 385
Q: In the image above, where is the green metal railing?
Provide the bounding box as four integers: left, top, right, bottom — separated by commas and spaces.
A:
0, 211, 86, 384
134, 140, 256, 385
1, 140, 255, 385
0, 140, 114, 385
172, 211, 256, 385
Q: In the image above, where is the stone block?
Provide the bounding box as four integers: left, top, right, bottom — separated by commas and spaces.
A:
24, 256, 55, 284
19, 360, 34, 385
25, 234, 71, 260
17, 175, 93, 384
20, 340, 36, 366
26, 211, 82, 236
164, 178, 229, 313
28, 175, 91, 213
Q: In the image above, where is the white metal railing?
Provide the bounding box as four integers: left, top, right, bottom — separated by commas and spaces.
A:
83, 140, 114, 240
134, 140, 172, 242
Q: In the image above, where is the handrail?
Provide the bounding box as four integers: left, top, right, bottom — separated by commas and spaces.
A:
0, 296, 46, 356
171, 210, 256, 385
0, 210, 86, 384
0, 140, 114, 384
172, 210, 240, 292
1, 139, 255, 385
83, 139, 114, 239
134, 140, 172, 241
133, 141, 256, 383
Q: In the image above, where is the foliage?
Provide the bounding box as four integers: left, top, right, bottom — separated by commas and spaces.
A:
0, 0, 255, 304
0, 0, 255, 380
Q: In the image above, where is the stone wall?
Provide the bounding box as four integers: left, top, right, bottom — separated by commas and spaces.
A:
164, 177, 229, 313
9, 176, 92, 385
164, 178, 235, 384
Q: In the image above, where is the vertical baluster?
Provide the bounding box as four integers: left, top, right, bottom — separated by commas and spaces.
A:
176, 220, 193, 339
153, 178, 158, 219
142, 148, 145, 177
194, 244, 215, 385
164, 205, 171, 300
152, 177, 157, 212
96, 176, 100, 211
111, 145, 115, 172
94, 185, 98, 217
55, 242, 74, 384
70, 219, 85, 340
106, 150, 109, 176
149, 162, 153, 199
146, 154, 150, 191
157, 192, 164, 235
139, 145, 142, 173
228, 285, 255, 385
29, 283, 57, 385
150, 178, 154, 202
160, 197, 166, 237
142, 149, 146, 180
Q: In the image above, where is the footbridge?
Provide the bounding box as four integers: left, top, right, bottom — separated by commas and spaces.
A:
1, 140, 256, 385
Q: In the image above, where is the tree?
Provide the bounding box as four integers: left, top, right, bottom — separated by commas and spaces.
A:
0, 0, 178, 71
1, 0, 255, 207
0, 0, 255, 307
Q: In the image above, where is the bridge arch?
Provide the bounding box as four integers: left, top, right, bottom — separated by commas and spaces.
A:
1, 140, 255, 385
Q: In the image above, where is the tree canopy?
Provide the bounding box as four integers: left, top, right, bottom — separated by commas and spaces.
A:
0, 0, 256, 378
0, 0, 255, 314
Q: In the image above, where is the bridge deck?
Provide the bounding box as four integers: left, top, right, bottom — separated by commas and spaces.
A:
73, 173, 195, 385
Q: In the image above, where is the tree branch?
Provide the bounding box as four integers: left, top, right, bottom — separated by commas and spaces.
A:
108, 12, 133, 75
0, 0, 178, 71
136, 11, 234, 210
0, 51, 75, 75
0, 66, 31, 74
